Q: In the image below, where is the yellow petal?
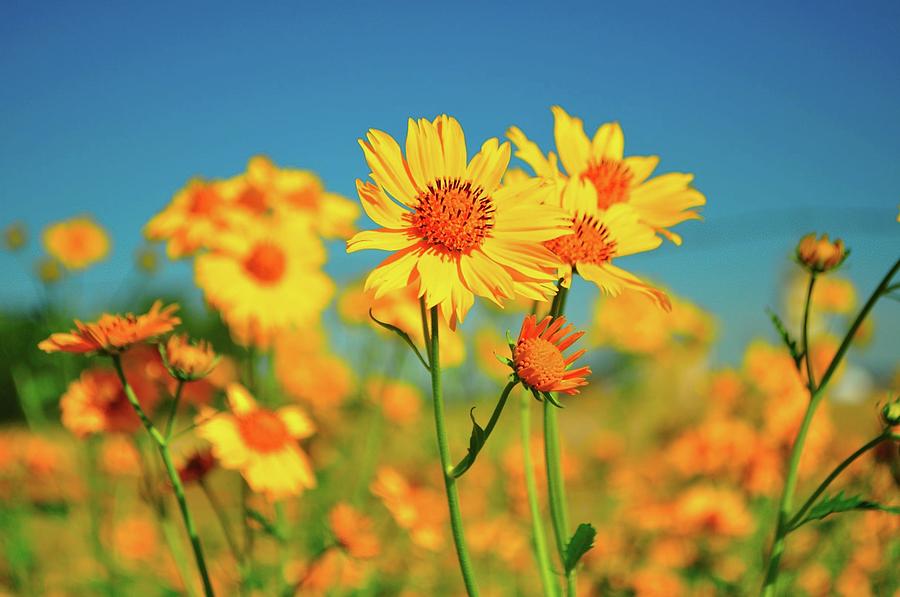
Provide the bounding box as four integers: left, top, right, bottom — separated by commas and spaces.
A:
551, 106, 591, 176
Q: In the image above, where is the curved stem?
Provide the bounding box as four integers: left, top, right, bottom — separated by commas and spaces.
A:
112, 355, 215, 597
787, 431, 894, 530
424, 303, 479, 596
451, 380, 517, 477
165, 379, 185, 441
521, 392, 559, 597
801, 274, 817, 391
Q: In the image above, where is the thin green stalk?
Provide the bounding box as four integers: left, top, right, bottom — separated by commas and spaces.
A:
787, 431, 895, 530
520, 392, 559, 597
165, 379, 185, 441
160, 516, 202, 597
274, 502, 289, 595
199, 479, 244, 568
111, 355, 215, 597
423, 303, 479, 596
761, 257, 899, 595
451, 380, 517, 477
85, 437, 116, 593
801, 274, 817, 390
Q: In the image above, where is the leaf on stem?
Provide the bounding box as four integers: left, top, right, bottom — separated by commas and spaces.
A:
766, 308, 803, 368
450, 409, 486, 478
542, 391, 563, 408
368, 309, 430, 371
246, 508, 286, 542
564, 523, 596, 574
791, 491, 900, 531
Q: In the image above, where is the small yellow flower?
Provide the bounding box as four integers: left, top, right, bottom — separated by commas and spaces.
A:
161, 334, 218, 381
42, 216, 110, 270
35, 257, 63, 284
135, 245, 160, 274
796, 233, 847, 273
3, 222, 27, 251
196, 383, 316, 500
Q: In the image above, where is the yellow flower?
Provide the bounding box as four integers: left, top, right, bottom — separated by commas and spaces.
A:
39, 300, 180, 355
3, 222, 27, 251
195, 213, 333, 347
42, 216, 110, 269
796, 233, 847, 273
509, 106, 706, 244
35, 257, 62, 284
246, 155, 359, 239
196, 383, 315, 500
546, 178, 670, 308
347, 115, 571, 325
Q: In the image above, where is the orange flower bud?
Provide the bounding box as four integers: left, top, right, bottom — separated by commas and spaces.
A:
796, 233, 847, 273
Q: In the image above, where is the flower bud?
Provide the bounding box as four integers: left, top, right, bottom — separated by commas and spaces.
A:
3, 222, 27, 251
796, 233, 847, 273
161, 334, 218, 382
35, 257, 62, 284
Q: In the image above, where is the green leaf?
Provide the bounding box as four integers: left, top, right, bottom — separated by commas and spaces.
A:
246, 508, 286, 542
450, 409, 486, 478
542, 391, 563, 408
766, 308, 803, 368
791, 491, 900, 531
506, 329, 516, 351
564, 523, 596, 573
369, 309, 430, 371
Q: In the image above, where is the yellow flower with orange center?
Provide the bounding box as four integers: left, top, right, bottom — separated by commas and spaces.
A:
196, 383, 315, 500
195, 213, 333, 347
161, 334, 218, 381
546, 178, 669, 308
42, 216, 111, 269
347, 115, 572, 325
246, 155, 359, 239
796, 233, 847, 273
39, 300, 180, 355
510, 314, 591, 399
508, 106, 706, 245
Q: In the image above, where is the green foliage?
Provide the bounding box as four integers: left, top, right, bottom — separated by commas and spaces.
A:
451, 408, 486, 478
563, 522, 596, 574
766, 308, 803, 368
791, 491, 900, 531
368, 309, 430, 371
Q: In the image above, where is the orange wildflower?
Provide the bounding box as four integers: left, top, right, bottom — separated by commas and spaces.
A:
42, 216, 110, 269
196, 383, 316, 500
162, 334, 218, 381
60, 368, 160, 437
370, 467, 446, 551
38, 300, 180, 355
329, 503, 381, 559
511, 314, 591, 396
178, 449, 217, 485
796, 233, 847, 273
274, 328, 355, 413
365, 376, 421, 426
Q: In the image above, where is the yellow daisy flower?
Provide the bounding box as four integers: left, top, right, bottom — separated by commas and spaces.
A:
196, 383, 315, 501
194, 213, 334, 347
42, 216, 111, 270
347, 115, 571, 326
546, 178, 670, 308
508, 106, 706, 244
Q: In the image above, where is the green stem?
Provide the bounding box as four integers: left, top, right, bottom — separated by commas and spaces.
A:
451, 380, 517, 477
801, 274, 817, 390
424, 303, 479, 596
160, 516, 201, 597
544, 283, 576, 596
165, 379, 185, 441
787, 431, 894, 530
761, 257, 899, 595
111, 355, 215, 597
85, 437, 117, 592
520, 392, 559, 597
200, 479, 243, 568
274, 502, 289, 595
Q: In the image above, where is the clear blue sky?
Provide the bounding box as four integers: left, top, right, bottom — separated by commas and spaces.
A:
2, 1, 898, 369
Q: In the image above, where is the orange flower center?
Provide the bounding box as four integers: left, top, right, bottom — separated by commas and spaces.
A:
544, 214, 617, 266
408, 178, 495, 253
189, 187, 222, 215
243, 242, 287, 284
581, 158, 633, 209
513, 337, 567, 391
236, 410, 291, 453
236, 186, 268, 214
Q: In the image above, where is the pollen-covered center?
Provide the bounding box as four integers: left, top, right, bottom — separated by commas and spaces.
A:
243, 242, 287, 284
544, 214, 618, 266
408, 178, 495, 253
513, 337, 567, 391
236, 410, 291, 453
581, 158, 633, 209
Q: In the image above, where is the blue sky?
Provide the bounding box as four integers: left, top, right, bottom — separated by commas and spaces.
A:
2, 1, 898, 368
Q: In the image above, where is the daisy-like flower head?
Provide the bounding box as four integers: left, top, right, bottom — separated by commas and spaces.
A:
195, 213, 334, 347
508, 106, 706, 244
43, 216, 111, 269
796, 233, 848, 274
548, 178, 670, 309
507, 314, 591, 401
38, 300, 181, 355
60, 368, 160, 437
196, 383, 316, 501
347, 115, 572, 326
329, 503, 381, 560
161, 334, 219, 381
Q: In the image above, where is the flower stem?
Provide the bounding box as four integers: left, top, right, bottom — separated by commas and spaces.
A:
520, 391, 559, 597
544, 284, 576, 595
761, 257, 899, 595
451, 380, 517, 477
801, 274, 817, 390
423, 303, 479, 596
111, 355, 215, 597
165, 379, 185, 441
